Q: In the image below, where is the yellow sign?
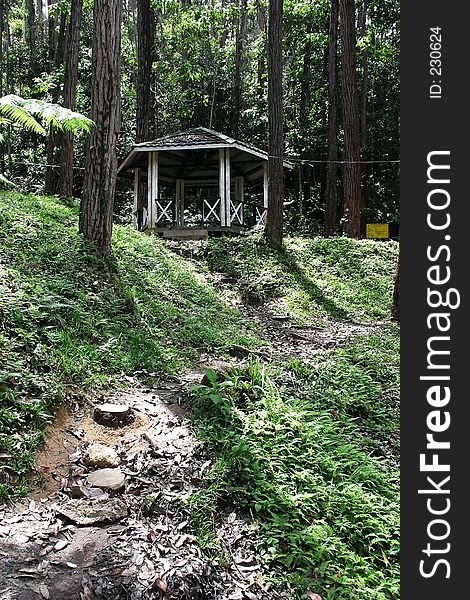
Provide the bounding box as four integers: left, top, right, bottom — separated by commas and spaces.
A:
366, 223, 389, 239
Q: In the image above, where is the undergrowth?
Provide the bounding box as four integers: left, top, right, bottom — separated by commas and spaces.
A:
0, 192, 256, 498
1, 190, 399, 600
188, 327, 400, 600
203, 235, 398, 323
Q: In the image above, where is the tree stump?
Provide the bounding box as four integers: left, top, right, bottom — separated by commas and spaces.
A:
93, 403, 132, 427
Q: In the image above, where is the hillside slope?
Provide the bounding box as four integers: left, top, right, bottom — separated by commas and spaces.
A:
0, 192, 400, 598
0, 192, 399, 498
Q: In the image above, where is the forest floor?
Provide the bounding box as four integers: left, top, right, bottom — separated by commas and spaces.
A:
0, 193, 400, 600
1, 305, 377, 600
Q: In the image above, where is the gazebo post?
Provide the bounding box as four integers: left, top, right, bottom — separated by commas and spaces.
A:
234, 176, 244, 225
176, 179, 185, 227
133, 167, 141, 229
148, 151, 159, 230
219, 148, 226, 226
263, 162, 268, 211
225, 148, 231, 226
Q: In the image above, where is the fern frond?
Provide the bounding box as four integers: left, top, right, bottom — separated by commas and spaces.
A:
19, 97, 93, 133
0, 172, 15, 187
0, 95, 93, 135
0, 96, 45, 134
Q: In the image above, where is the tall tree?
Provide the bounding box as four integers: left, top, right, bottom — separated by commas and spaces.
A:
358, 0, 369, 150
136, 0, 155, 143
56, 0, 84, 197
264, 0, 284, 248
324, 0, 339, 235
44, 6, 67, 194
26, 0, 36, 62
79, 0, 121, 254
358, 0, 369, 212
231, 0, 247, 138
256, 2, 266, 100
391, 247, 400, 320
339, 0, 361, 238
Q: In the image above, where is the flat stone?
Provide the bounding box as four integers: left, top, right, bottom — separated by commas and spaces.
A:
70, 484, 108, 500
93, 403, 132, 427
82, 443, 120, 468
53, 498, 128, 526
228, 344, 251, 359
87, 468, 125, 491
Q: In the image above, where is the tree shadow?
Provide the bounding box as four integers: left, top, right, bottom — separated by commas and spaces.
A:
276, 247, 350, 320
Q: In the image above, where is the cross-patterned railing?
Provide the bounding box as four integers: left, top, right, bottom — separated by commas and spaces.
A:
150, 196, 265, 229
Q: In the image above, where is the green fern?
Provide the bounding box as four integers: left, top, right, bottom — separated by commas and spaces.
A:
0, 95, 94, 186
0, 94, 93, 134
0, 172, 14, 187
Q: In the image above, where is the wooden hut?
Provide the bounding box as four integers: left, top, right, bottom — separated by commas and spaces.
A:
118, 127, 290, 239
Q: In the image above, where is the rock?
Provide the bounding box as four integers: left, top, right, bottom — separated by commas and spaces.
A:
87, 468, 125, 491
228, 344, 251, 359
220, 275, 238, 284
54, 539, 68, 551
70, 484, 108, 500
228, 344, 270, 360
200, 361, 232, 386
53, 498, 128, 525
82, 443, 120, 468
69, 484, 86, 499
93, 403, 132, 427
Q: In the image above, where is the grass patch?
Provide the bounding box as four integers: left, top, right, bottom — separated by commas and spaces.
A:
188, 327, 399, 599
203, 235, 399, 322
0, 192, 258, 498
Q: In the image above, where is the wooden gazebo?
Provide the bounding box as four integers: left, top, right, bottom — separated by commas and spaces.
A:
118, 127, 289, 238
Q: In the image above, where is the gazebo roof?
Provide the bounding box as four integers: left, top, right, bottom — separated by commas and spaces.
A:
118, 127, 290, 187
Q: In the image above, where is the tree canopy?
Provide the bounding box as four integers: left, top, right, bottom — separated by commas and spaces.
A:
0, 0, 399, 237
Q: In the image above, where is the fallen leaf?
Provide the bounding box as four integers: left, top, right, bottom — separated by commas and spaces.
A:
147, 529, 157, 542
306, 590, 322, 600
154, 578, 168, 593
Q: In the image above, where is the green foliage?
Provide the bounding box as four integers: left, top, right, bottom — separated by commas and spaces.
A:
0, 94, 93, 136
0, 192, 257, 497
0, 0, 399, 226
188, 332, 400, 599
203, 235, 399, 322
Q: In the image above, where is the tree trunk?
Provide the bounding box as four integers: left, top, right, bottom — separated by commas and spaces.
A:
44, 8, 67, 194
80, 0, 121, 255
0, 0, 3, 93
231, 0, 247, 138
359, 0, 369, 226
324, 0, 339, 236
57, 0, 84, 198
299, 15, 312, 125
264, 0, 284, 248
256, 3, 266, 100
391, 248, 400, 320
47, 0, 57, 68
26, 0, 36, 61
358, 0, 368, 151
136, 0, 155, 143
339, 0, 361, 238
0, 0, 4, 172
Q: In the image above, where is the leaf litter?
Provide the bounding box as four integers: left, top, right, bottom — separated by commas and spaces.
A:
0, 286, 371, 599
0, 379, 280, 599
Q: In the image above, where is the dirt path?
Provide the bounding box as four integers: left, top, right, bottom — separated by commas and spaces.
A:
1, 375, 275, 600
239, 304, 377, 361
1, 297, 375, 600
